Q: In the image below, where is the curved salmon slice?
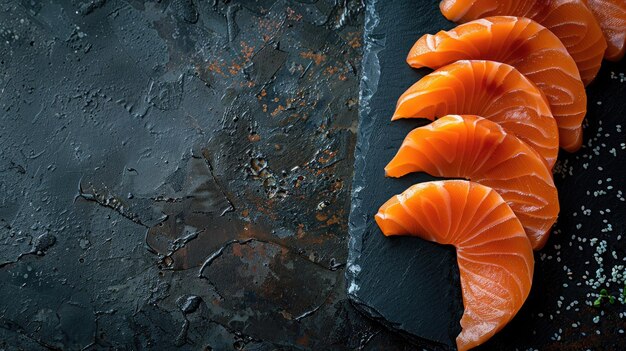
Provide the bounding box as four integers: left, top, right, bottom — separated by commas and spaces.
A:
407, 17, 587, 152
386, 115, 559, 249
376, 180, 534, 351
439, 0, 607, 85
393, 60, 558, 168
585, 0, 626, 61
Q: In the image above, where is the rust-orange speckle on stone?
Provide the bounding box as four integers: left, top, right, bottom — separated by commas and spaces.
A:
286, 7, 302, 21
326, 215, 340, 226
271, 105, 285, 117
241, 41, 255, 61
300, 51, 326, 65
347, 32, 362, 49
257, 89, 267, 101
296, 224, 306, 239
229, 62, 242, 75
248, 133, 261, 142
316, 212, 328, 222
324, 66, 339, 75
207, 60, 225, 76
317, 149, 337, 164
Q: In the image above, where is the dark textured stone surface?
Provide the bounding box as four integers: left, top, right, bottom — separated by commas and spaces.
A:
0, 0, 416, 350
348, 0, 626, 350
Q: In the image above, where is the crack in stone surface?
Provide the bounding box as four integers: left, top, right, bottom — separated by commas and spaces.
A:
197, 238, 254, 278
0, 324, 63, 351
75, 179, 150, 229
200, 149, 236, 216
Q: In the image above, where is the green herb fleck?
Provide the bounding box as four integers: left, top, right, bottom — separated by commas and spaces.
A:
593, 297, 602, 307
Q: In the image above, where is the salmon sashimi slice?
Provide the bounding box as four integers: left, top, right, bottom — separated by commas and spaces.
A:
376, 180, 534, 351
406, 17, 587, 152
393, 60, 559, 168
585, 0, 626, 61
439, 0, 607, 85
386, 115, 559, 250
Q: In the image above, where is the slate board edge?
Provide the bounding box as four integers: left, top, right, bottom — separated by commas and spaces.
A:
345, 0, 380, 299
345, 1, 449, 350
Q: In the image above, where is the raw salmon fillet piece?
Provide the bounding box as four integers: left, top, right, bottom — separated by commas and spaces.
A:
439, 0, 607, 85
376, 180, 534, 351
386, 115, 559, 249
585, 0, 626, 61
407, 16, 587, 152
393, 60, 559, 168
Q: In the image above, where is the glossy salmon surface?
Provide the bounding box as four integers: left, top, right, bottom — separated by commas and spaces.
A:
386, 115, 560, 249
394, 60, 559, 167
439, 0, 607, 85
585, 0, 626, 61
376, 180, 534, 351
406, 17, 587, 152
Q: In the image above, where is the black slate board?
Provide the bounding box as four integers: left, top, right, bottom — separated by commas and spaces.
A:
347, 0, 626, 350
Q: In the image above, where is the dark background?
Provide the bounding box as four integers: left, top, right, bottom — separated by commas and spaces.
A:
0, 0, 417, 350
